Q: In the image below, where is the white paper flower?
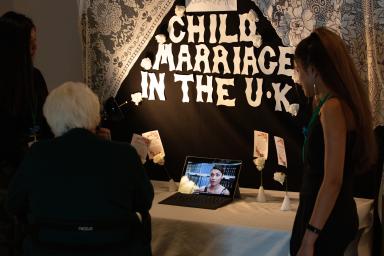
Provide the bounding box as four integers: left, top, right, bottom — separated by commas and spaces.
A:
155, 34, 167, 44
131, 92, 142, 106
178, 176, 196, 194
252, 34, 262, 48
179, 175, 189, 186
140, 58, 152, 70
273, 172, 286, 185
288, 104, 299, 116
175, 5, 186, 17
248, 9, 259, 22
153, 152, 165, 165
253, 157, 266, 171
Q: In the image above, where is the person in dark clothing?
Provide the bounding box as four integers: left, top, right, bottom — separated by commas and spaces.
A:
7, 81, 154, 256
0, 12, 52, 190
290, 27, 377, 255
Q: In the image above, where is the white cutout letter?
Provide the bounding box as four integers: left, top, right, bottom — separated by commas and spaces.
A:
242, 46, 258, 75
148, 73, 166, 100
187, 15, 205, 43
212, 45, 230, 74
258, 46, 277, 75
239, 13, 257, 43
153, 43, 175, 71
278, 46, 294, 76
176, 44, 193, 71
174, 74, 194, 103
196, 75, 213, 103
216, 78, 235, 106
194, 44, 211, 73
209, 14, 217, 44
245, 77, 263, 107
219, 14, 238, 43
168, 16, 185, 43
140, 71, 149, 98
272, 83, 292, 111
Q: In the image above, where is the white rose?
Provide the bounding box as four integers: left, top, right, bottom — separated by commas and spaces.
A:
248, 9, 259, 22
273, 172, 286, 185
179, 175, 189, 186
288, 104, 299, 116
131, 92, 143, 106
140, 57, 152, 70
155, 34, 167, 44
153, 152, 165, 165
253, 156, 266, 171
178, 176, 196, 194
175, 5, 186, 17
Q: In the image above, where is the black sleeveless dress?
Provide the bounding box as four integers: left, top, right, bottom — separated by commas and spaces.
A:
290, 109, 358, 255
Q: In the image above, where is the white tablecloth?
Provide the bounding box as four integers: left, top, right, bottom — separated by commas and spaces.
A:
150, 181, 374, 256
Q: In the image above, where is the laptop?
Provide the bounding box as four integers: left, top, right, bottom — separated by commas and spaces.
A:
158, 156, 242, 210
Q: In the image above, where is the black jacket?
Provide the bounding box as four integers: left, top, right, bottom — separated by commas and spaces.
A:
7, 128, 154, 255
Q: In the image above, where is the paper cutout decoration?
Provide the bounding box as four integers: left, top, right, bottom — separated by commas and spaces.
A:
140, 58, 152, 70
254, 130, 269, 159
175, 5, 186, 17
130, 133, 150, 163
142, 130, 165, 160
178, 175, 197, 194
274, 136, 287, 167
131, 92, 143, 106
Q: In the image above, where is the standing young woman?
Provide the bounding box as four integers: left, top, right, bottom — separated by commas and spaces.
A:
290, 27, 377, 255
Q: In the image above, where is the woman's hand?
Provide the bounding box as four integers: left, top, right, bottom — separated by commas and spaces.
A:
297, 230, 317, 256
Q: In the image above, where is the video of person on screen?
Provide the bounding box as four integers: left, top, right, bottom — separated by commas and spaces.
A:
185, 163, 237, 196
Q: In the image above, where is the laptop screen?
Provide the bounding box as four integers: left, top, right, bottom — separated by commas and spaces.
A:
178, 156, 242, 197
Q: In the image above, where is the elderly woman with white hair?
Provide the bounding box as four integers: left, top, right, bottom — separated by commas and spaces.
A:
7, 82, 154, 256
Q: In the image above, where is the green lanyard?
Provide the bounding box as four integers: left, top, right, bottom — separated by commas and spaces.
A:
302, 93, 332, 162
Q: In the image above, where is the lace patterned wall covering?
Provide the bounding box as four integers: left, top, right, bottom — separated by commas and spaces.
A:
252, 0, 384, 126
79, 0, 175, 103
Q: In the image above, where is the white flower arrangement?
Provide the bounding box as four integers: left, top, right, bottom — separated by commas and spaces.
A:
253, 156, 266, 188
131, 92, 143, 106
252, 34, 262, 48
273, 172, 286, 185
175, 5, 186, 17
274, 172, 290, 210
253, 156, 266, 171
153, 152, 165, 166
288, 104, 299, 117
248, 9, 259, 22
155, 34, 167, 44
140, 57, 152, 70
178, 175, 198, 194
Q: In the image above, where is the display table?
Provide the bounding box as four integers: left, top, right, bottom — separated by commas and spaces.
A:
150, 180, 374, 256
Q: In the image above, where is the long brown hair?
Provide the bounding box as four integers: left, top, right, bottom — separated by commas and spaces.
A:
295, 27, 377, 173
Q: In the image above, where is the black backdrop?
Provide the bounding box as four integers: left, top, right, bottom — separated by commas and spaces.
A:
109, 0, 310, 191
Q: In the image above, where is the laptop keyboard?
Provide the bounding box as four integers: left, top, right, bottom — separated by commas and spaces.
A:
159, 192, 232, 210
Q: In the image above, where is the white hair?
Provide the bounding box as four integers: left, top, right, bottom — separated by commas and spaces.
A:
43, 81, 101, 136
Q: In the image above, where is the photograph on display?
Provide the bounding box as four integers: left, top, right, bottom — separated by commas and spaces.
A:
186, 0, 237, 12
274, 136, 287, 167
142, 130, 165, 159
